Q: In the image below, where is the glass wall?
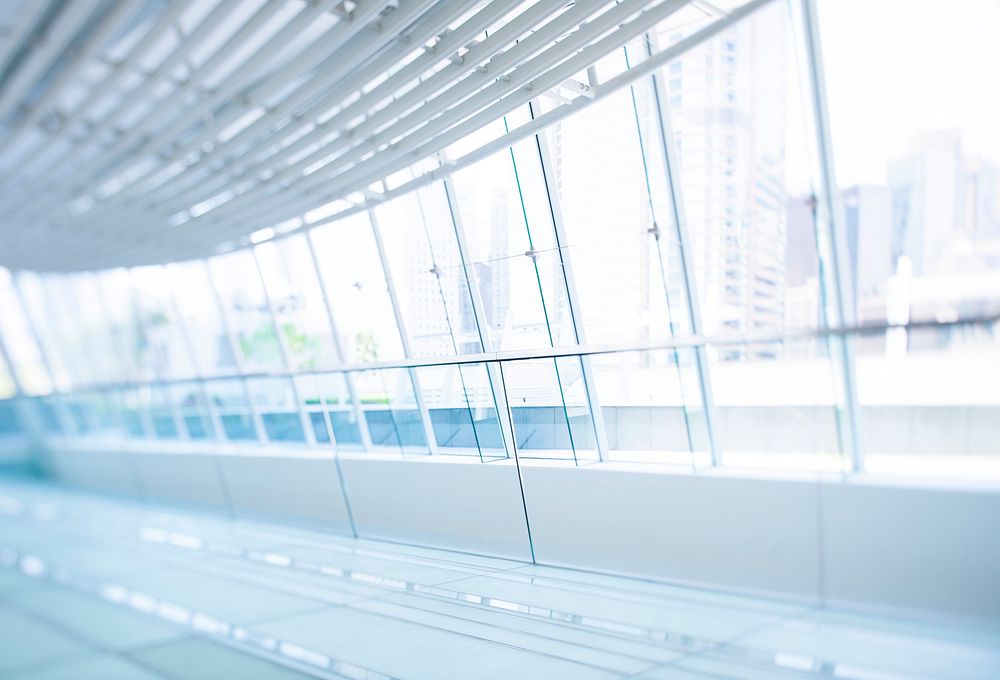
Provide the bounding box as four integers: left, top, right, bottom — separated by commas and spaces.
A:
818, 0, 1000, 326
2, 0, 997, 481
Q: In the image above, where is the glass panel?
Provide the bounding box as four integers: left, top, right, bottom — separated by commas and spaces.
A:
374, 183, 480, 357
65, 392, 93, 434
819, 0, 1000, 325
119, 386, 148, 438
44, 274, 122, 385
708, 337, 844, 472
664, 1, 822, 337
856, 320, 1000, 479
0, 398, 24, 435
415, 363, 505, 459
310, 213, 404, 363
353, 368, 427, 452
33, 396, 64, 434
96, 269, 148, 383
0, 268, 53, 395
0, 357, 16, 401
174, 382, 214, 440
254, 235, 338, 370
208, 250, 284, 372
149, 384, 179, 439
293, 374, 334, 447
316, 372, 363, 448
206, 378, 257, 442
500, 357, 598, 463
129, 266, 197, 379
590, 348, 709, 465
538, 51, 692, 345
167, 260, 238, 376
12, 273, 72, 391
448, 130, 573, 352
86, 389, 123, 438
247, 377, 306, 444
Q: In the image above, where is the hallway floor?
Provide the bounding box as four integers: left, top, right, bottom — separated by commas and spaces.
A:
0, 478, 997, 679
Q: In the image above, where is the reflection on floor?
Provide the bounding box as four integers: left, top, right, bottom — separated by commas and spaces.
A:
0, 479, 998, 679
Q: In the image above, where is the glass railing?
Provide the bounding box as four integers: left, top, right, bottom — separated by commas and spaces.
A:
3, 317, 996, 481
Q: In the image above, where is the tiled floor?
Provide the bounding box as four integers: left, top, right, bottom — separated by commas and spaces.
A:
0, 479, 997, 679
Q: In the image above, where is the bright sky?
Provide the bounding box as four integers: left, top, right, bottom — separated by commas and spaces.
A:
819, 0, 1000, 185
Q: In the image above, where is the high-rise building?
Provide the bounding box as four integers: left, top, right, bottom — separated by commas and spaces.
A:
889, 130, 1000, 277
665, 8, 789, 357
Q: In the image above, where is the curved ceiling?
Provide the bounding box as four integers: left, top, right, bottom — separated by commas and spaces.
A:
0, 0, 708, 272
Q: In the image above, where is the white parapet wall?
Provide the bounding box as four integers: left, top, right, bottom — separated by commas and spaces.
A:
39, 440, 1000, 622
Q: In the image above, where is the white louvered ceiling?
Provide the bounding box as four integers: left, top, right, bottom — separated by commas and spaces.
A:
0, 0, 715, 272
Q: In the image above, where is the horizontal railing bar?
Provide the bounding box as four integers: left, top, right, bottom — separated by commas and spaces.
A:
14, 314, 999, 397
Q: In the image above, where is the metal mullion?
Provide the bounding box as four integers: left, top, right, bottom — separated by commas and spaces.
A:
622, 42, 697, 459
411, 185, 486, 462
251, 247, 317, 447
0, 326, 46, 443
254, 240, 357, 531
367, 208, 439, 454
304, 230, 373, 450
29, 313, 989, 394
62, 274, 133, 438
0, 315, 23, 397
441, 176, 518, 460
202, 259, 268, 443
48, 275, 114, 389
11, 276, 68, 390
109, 273, 163, 440
9, 276, 75, 435
495, 361, 536, 563
528, 106, 611, 463
310, 370, 359, 537
501, 120, 583, 465
37, 277, 97, 431
645, 34, 721, 467
799, 0, 862, 473
164, 266, 228, 444
118, 269, 191, 442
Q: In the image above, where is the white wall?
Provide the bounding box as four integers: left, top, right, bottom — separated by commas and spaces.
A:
519, 464, 824, 601
39, 443, 1000, 621
338, 454, 533, 561
821, 480, 1000, 619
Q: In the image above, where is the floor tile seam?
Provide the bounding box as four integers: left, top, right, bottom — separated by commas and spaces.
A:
617, 651, 706, 680
673, 606, 868, 679
122, 627, 366, 680
506, 564, 816, 619
258, 541, 530, 579
465, 567, 812, 620
241, 602, 346, 628
1, 513, 830, 660
1, 591, 178, 680
7, 510, 515, 598
1, 651, 112, 679
244, 573, 685, 673
276, 595, 651, 678
351, 583, 724, 659
0, 551, 397, 680
4, 496, 530, 597
193, 565, 667, 677
256, 530, 528, 570
375, 573, 789, 643
10, 520, 784, 663
118, 550, 393, 609
31, 522, 546, 618
342, 590, 682, 671
0, 532, 350, 606
249, 542, 521, 582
